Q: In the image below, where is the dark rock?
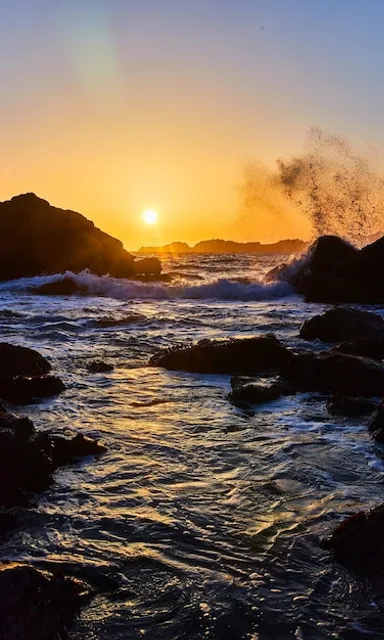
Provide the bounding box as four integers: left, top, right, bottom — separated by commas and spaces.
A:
29, 277, 88, 296
0, 512, 19, 538
325, 504, 384, 583
263, 263, 289, 283
334, 338, 384, 361
51, 433, 107, 467
133, 257, 162, 276
0, 406, 106, 507
150, 335, 292, 375
0, 343, 51, 382
229, 377, 290, 404
0, 375, 65, 404
87, 360, 114, 373
0, 563, 86, 640
281, 351, 384, 397
327, 396, 377, 417
368, 401, 384, 443
300, 307, 384, 343
0, 193, 138, 280
281, 233, 384, 303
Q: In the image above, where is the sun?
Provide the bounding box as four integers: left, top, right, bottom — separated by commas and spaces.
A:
142, 209, 158, 225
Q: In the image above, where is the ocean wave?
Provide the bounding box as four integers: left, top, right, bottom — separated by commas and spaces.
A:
0, 270, 295, 302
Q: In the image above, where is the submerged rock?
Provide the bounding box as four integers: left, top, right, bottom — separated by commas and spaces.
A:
326, 396, 377, 417
229, 377, 290, 405
300, 307, 384, 343
150, 335, 292, 375
368, 401, 384, 443
0, 193, 137, 280
0, 375, 65, 404
29, 277, 88, 296
334, 338, 384, 361
281, 351, 384, 397
325, 505, 384, 583
87, 360, 114, 373
0, 563, 86, 640
51, 433, 107, 467
0, 343, 51, 381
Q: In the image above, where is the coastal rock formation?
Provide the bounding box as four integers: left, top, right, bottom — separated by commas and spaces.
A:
87, 360, 114, 373
368, 401, 384, 443
0, 193, 136, 280
326, 396, 377, 417
300, 307, 384, 343
0, 343, 51, 381
0, 375, 65, 404
334, 338, 384, 361
0, 563, 86, 640
133, 257, 162, 276
229, 377, 290, 405
150, 335, 292, 374
325, 505, 384, 586
29, 277, 89, 296
272, 233, 384, 303
139, 238, 307, 254
281, 351, 384, 397
0, 405, 106, 507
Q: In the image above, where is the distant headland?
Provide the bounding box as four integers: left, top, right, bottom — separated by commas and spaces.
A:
139, 238, 307, 254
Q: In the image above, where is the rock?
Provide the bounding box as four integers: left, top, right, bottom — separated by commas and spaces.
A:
368, 401, 384, 443
281, 351, 384, 397
327, 396, 377, 417
51, 433, 107, 467
0, 193, 138, 280
150, 335, 292, 375
0, 343, 51, 381
263, 262, 289, 283
133, 257, 162, 276
0, 376, 65, 404
0, 563, 86, 640
87, 360, 114, 373
334, 338, 384, 361
300, 307, 384, 343
0, 406, 106, 507
325, 505, 384, 583
29, 277, 88, 296
281, 233, 384, 304
229, 377, 290, 404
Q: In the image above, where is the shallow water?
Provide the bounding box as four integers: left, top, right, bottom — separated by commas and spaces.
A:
1, 253, 384, 639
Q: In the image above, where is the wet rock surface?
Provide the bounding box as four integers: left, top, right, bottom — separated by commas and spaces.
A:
29, 277, 88, 296
87, 360, 114, 373
281, 351, 384, 397
229, 377, 290, 405
368, 401, 384, 443
300, 307, 384, 343
150, 335, 293, 374
334, 338, 384, 361
326, 396, 377, 417
0, 563, 87, 640
0, 342, 51, 381
0, 375, 65, 404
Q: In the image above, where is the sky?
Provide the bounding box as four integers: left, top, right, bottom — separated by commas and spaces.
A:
1, 0, 384, 249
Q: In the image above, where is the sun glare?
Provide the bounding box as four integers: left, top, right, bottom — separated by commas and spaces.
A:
143, 209, 158, 225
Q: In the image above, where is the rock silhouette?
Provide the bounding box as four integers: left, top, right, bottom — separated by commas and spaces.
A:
300, 307, 384, 343
0, 193, 136, 280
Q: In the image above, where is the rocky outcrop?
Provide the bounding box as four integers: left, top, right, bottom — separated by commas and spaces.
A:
272, 234, 384, 303
0, 405, 106, 507
0, 193, 137, 280
0, 343, 51, 381
150, 335, 292, 375
133, 257, 161, 276
139, 239, 307, 254
0, 563, 86, 640
0, 375, 65, 404
368, 401, 384, 443
29, 277, 88, 296
334, 338, 384, 361
87, 360, 114, 373
326, 396, 377, 417
300, 307, 384, 343
325, 505, 384, 585
281, 351, 384, 397
229, 377, 290, 405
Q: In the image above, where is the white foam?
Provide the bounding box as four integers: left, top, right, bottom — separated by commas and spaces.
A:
0, 270, 295, 302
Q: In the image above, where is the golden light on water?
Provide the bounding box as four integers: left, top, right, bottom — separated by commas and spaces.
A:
142, 209, 159, 225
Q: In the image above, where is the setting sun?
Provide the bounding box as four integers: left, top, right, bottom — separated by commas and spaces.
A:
142, 209, 158, 225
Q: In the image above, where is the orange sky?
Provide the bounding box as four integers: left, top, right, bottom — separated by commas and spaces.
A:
1, 1, 383, 250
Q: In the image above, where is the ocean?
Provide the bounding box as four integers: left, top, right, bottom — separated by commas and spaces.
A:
1, 252, 383, 639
